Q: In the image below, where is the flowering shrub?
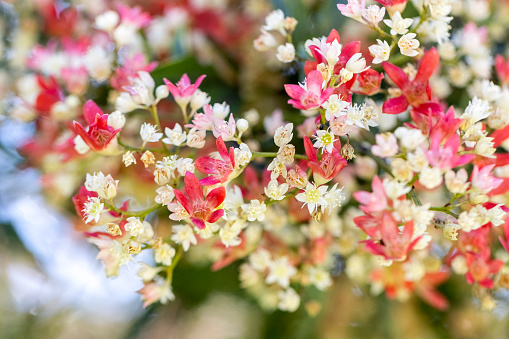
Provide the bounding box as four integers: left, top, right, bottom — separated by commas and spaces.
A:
5, 0, 509, 315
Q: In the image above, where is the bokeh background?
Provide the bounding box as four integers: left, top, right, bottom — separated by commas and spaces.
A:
2, 0, 509, 338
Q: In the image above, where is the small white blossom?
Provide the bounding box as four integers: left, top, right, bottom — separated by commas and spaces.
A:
419, 167, 443, 189
154, 243, 176, 266
262, 9, 287, 35
125, 217, 145, 237
322, 94, 349, 121
140, 123, 163, 143
398, 33, 420, 57
123, 151, 136, 167
155, 185, 175, 205
95, 10, 119, 32
74, 135, 90, 154
241, 200, 267, 222
274, 123, 294, 147
296, 183, 328, 214
308, 267, 333, 291
267, 158, 287, 180
266, 256, 297, 288
362, 5, 385, 25
369, 39, 391, 64
82, 197, 104, 224
322, 184, 345, 213
249, 248, 272, 272
234, 143, 252, 168
276, 43, 296, 63
107, 110, 126, 129
384, 11, 413, 35
171, 225, 197, 251
340, 53, 369, 83
445, 169, 470, 194
314, 129, 336, 153
265, 180, 289, 201
162, 123, 187, 146
176, 158, 195, 176
278, 288, 300, 312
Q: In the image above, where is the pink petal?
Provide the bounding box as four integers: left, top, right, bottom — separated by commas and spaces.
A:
306, 70, 324, 96
284, 84, 306, 100
205, 186, 226, 210
190, 217, 206, 230
414, 47, 439, 84
83, 100, 103, 125
382, 95, 409, 114
207, 209, 224, 224
184, 172, 204, 203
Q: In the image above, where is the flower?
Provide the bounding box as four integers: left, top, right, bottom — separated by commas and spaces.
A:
173, 171, 225, 229
82, 197, 104, 223
398, 33, 420, 57
187, 128, 206, 148
212, 114, 236, 141
296, 182, 328, 214
314, 129, 336, 153
265, 180, 289, 201
162, 123, 187, 146
154, 243, 176, 266
171, 224, 197, 251
304, 136, 347, 185
274, 123, 294, 147
241, 200, 267, 221
362, 5, 385, 25
123, 151, 136, 167
195, 137, 235, 186
371, 133, 399, 157
369, 40, 391, 64
125, 217, 145, 237
164, 74, 206, 110
73, 100, 122, 152
339, 53, 369, 83
308, 267, 333, 290
155, 185, 175, 205
471, 164, 503, 193
278, 288, 301, 312
276, 43, 296, 63
140, 123, 163, 143
234, 143, 252, 168
383, 11, 413, 35
284, 70, 335, 111
337, 0, 366, 23
322, 94, 349, 121
266, 256, 297, 288
262, 9, 287, 35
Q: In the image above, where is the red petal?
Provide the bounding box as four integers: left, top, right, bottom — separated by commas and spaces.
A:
205, 186, 226, 209
382, 96, 409, 114
83, 100, 103, 125
207, 209, 224, 223
195, 157, 221, 175
190, 217, 206, 230
382, 62, 409, 90
414, 47, 439, 84
174, 189, 192, 214
306, 70, 324, 96
326, 29, 340, 44
184, 172, 204, 203
304, 136, 318, 162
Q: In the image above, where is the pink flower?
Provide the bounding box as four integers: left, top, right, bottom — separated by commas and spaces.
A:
212, 114, 236, 141
34, 76, 64, 115
117, 3, 151, 28
187, 104, 215, 131
465, 249, 503, 289
363, 214, 420, 261
353, 176, 388, 214
195, 137, 235, 186
164, 74, 206, 108
382, 47, 440, 114
350, 68, 384, 95
337, 0, 366, 21
471, 164, 503, 193
303, 136, 347, 185
285, 70, 335, 110
73, 100, 121, 152
110, 53, 157, 91
426, 132, 472, 170
495, 54, 509, 85
173, 172, 225, 229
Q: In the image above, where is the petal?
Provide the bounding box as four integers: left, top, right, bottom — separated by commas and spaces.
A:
382, 62, 409, 90
174, 189, 192, 214
284, 84, 306, 100
216, 137, 229, 162
184, 172, 204, 203
306, 70, 324, 96
195, 157, 221, 175
414, 47, 439, 84
83, 100, 103, 125
190, 217, 206, 230
199, 176, 221, 186
73, 121, 101, 151
382, 95, 409, 114
205, 186, 226, 210
207, 209, 224, 224
304, 136, 318, 162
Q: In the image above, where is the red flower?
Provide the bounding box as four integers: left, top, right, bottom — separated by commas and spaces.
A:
374, 0, 408, 15
285, 70, 335, 111
195, 137, 235, 186
73, 100, 122, 152
351, 69, 384, 96
303, 136, 347, 185
35, 76, 64, 115
465, 249, 503, 289
173, 172, 225, 229
382, 47, 440, 114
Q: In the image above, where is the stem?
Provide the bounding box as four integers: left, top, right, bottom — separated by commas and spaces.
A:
252, 151, 308, 160
407, 189, 422, 206
429, 207, 459, 219
166, 246, 184, 283
117, 136, 165, 153
103, 201, 162, 219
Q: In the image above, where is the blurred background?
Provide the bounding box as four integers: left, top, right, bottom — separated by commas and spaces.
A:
2, 0, 509, 338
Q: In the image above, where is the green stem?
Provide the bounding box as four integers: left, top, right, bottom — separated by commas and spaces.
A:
429, 207, 459, 219
103, 202, 162, 219
117, 136, 165, 153
166, 246, 184, 283
252, 152, 308, 160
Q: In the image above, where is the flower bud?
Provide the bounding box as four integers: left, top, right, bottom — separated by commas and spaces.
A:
341, 143, 356, 160
107, 110, 126, 129
154, 168, 172, 185
190, 89, 211, 112
469, 192, 489, 204
97, 174, 119, 200
155, 85, 169, 101
237, 118, 249, 133
138, 262, 163, 282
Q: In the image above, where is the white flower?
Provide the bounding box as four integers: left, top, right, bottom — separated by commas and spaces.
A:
154, 243, 176, 266
318, 39, 343, 67
382, 178, 411, 199
219, 221, 244, 247
95, 10, 119, 32
487, 205, 506, 227
211, 102, 230, 119
171, 224, 197, 251
162, 123, 187, 146
254, 30, 278, 52
267, 158, 287, 180
418, 167, 443, 189
345, 103, 368, 129
474, 136, 496, 158
398, 33, 420, 57
190, 89, 211, 112
480, 80, 501, 102
266, 256, 297, 288
296, 182, 328, 214
462, 97, 491, 124
369, 39, 391, 64
371, 133, 399, 158
236, 118, 249, 133
107, 110, 126, 129
155, 185, 175, 205
277, 144, 296, 164
176, 157, 195, 177
96, 174, 119, 200
129, 71, 156, 106
276, 43, 296, 63
155, 85, 169, 102
125, 217, 145, 237
362, 5, 385, 25
384, 11, 413, 35
445, 169, 470, 194
262, 9, 286, 35
322, 94, 349, 121
265, 180, 289, 201
278, 288, 300, 312
116, 92, 139, 113
394, 127, 426, 150
340, 53, 369, 83
85, 172, 106, 192
82, 197, 104, 223
168, 202, 189, 221
222, 185, 244, 221
241, 200, 267, 222
140, 123, 163, 143
249, 248, 272, 272
113, 23, 137, 46
123, 151, 137, 167
313, 129, 336, 153
138, 263, 163, 282
322, 184, 345, 213
187, 128, 206, 148
234, 143, 252, 168
308, 267, 333, 291
274, 123, 294, 147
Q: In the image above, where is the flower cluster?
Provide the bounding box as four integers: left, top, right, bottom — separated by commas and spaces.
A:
5, 0, 509, 315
